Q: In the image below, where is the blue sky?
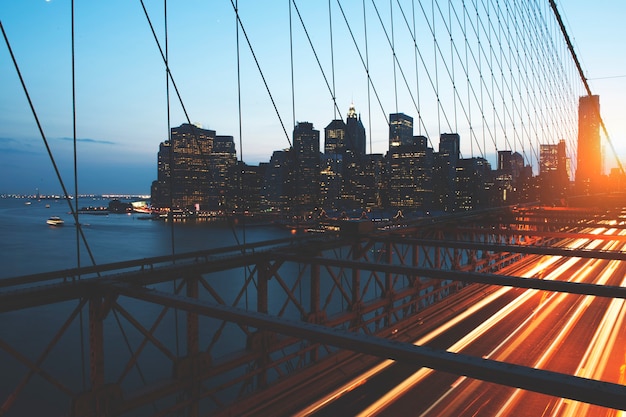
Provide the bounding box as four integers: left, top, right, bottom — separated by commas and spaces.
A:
1, 1, 626, 195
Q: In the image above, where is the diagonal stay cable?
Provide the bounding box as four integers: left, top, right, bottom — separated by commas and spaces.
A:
290, 0, 343, 121
0, 20, 99, 271
548, 0, 624, 175
370, 0, 442, 140
140, 1, 256, 272
336, 0, 389, 128
227, 0, 292, 147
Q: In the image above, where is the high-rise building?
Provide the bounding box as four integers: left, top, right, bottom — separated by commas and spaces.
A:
576, 95, 601, 194
324, 119, 347, 155
262, 150, 291, 212
345, 104, 366, 155
151, 123, 236, 210
540, 144, 559, 175
389, 113, 413, 148
434, 133, 460, 212
320, 153, 342, 209
455, 157, 492, 211
387, 135, 434, 210
292, 122, 321, 210
439, 133, 460, 160
539, 140, 569, 204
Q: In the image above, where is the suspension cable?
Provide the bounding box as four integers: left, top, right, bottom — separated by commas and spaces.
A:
0, 20, 99, 271
548, 0, 624, 175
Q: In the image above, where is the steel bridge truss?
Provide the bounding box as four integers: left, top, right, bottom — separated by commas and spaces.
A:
2, 206, 626, 416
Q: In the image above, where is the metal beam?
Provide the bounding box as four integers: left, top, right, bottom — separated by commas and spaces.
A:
115, 284, 626, 411
456, 227, 626, 242
380, 237, 626, 260
273, 254, 626, 299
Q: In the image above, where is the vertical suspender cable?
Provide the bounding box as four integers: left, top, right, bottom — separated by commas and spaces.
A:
289, 0, 296, 130
412, 0, 421, 136
449, 0, 457, 134
71, 0, 87, 391
432, 0, 441, 136
329, 0, 337, 120
235, 0, 249, 310
164, 0, 176, 260
163, 0, 180, 358
390, 0, 398, 113
71, 0, 80, 274
362, 0, 373, 154
235, 0, 246, 249
0, 22, 98, 270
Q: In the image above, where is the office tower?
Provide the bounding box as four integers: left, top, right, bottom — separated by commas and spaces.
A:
151, 140, 172, 208
387, 135, 434, 210
263, 150, 291, 212
510, 151, 525, 182
389, 113, 413, 148
495, 150, 513, 205
230, 161, 264, 213
151, 123, 236, 210
439, 133, 460, 161
433, 133, 460, 212
210, 135, 237, 209
292, 122, 321, 210
539, 140, 569, 204
324, 119, 347, 155
345, 104, 366, 155
540, 144, 559, 175
498, 150, 512, 172
576, 95, 601, 194
320, 153, 343, 209
359, 153, 385, 209
455, 157, 492, 211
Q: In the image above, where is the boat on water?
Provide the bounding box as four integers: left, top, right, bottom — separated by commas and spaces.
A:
46, 216, 64, 226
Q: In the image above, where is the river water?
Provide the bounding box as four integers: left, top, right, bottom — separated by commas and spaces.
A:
0, 196, 293, 416
0, 196, 290, 279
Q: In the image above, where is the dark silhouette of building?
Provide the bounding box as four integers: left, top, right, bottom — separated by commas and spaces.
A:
576, 95, 601, 194
262, 149, 291, 212
539, 140, 569, 204
292, 122, 321, 211
345, 103, 366, 155
455, 157, 492, 211
230, 161, 264, 213
434, 133, 460, 212
387, 134, 434, 210
324, 119, 347, 155
320, 153, 342, 209
389, 113, 414, 148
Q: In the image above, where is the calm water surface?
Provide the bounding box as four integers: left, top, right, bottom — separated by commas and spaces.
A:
0, 197, 289, 279
0, 196, 292, 416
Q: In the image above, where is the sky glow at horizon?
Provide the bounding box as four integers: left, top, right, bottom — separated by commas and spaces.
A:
1, 1, 626, 195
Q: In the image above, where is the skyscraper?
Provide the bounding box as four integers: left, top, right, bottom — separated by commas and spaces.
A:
345, 104, 366, 155
292, 122, 321, 210
576, 95, 601, 194
434, 133, 460, 212
389, 113, 413, 148
150, 123, 236, 210
324, 119, 347, 155
387, 135, 434, 210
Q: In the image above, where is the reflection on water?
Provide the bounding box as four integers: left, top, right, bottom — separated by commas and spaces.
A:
0, 197, 289, 279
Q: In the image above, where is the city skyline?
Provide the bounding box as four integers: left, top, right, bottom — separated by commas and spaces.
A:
1, 1, 626, 195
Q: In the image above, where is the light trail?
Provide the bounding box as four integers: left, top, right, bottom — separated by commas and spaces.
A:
416, 241, 606, 417
358, 228, 605, 417
551, 230, 626, 417
297, 226, 622, 417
